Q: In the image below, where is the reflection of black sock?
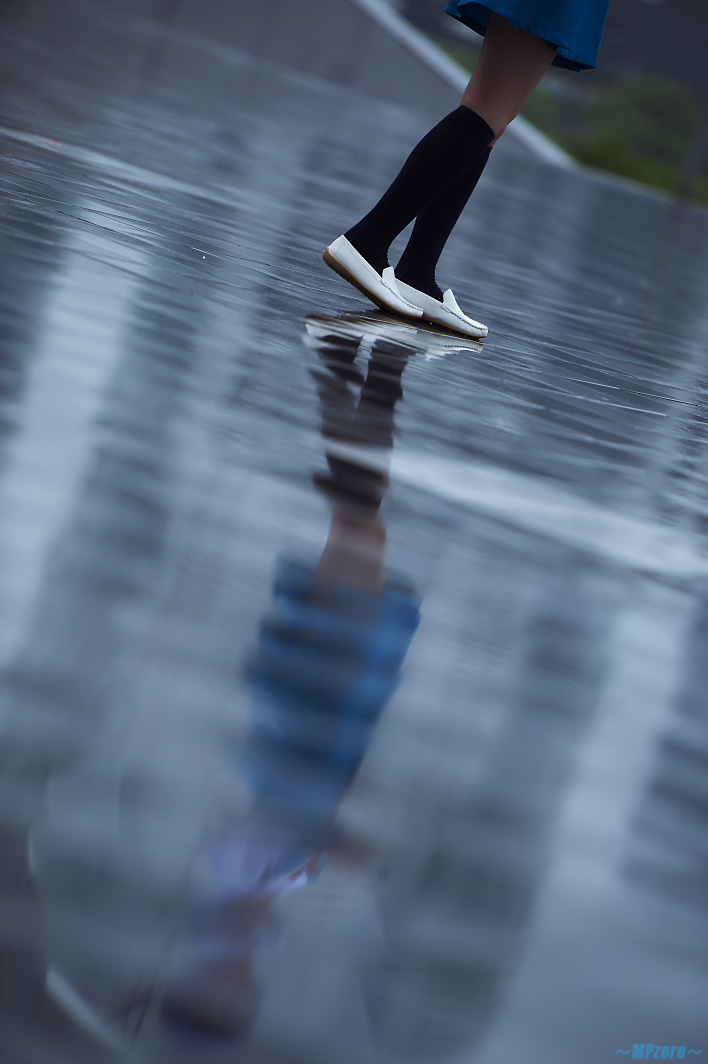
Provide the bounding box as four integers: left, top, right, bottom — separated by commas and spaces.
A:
395, 146, 491, 301
344, 107, 494, 275
312, 339, 409, 513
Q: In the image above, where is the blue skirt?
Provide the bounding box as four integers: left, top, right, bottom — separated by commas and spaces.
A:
445, 0, 611, 70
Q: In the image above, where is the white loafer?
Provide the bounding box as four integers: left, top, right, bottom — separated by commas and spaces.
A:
323, 236, 423, 320
395, 279, 488, 338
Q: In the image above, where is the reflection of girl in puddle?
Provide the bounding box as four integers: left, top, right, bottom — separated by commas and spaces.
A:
161, 323, 421, 1045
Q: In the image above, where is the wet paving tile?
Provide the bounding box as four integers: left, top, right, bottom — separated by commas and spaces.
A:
0, 4, 707, 1063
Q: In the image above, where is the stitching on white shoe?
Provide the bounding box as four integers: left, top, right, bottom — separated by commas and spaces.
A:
426, 304, 485, 333
399, 283, 478, 327
381, 281, 423, 313
341, 243, 421, 313
395, 282, 443, 317
381, 270, 422, 313
443, 306, 484, 329
439, 294, 482, 329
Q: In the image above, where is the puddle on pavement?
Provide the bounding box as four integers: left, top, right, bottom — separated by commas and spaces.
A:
0, 11, 707, 1064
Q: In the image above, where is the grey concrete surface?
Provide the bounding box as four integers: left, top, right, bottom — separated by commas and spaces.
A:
0, 0, 568, 159
0, 0, 461, 117
0, 3, 707, 1064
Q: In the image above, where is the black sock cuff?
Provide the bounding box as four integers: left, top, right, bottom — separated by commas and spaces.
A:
455, 105, 495, 144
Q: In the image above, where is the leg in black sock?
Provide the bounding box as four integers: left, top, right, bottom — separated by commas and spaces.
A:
344, 107, 494, 275
395, 146, 491, 301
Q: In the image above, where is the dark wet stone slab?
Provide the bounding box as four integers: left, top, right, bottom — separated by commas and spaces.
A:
0, 3, 707, 1063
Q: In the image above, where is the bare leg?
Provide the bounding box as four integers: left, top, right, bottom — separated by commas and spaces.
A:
461, 12, 556, 141
316, 514, 386, 596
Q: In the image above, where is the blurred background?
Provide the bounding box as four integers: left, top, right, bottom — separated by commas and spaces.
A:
0, 2, 707, 1064
401, 0, 708, 200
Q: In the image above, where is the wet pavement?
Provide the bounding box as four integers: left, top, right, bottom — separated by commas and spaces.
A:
1, 4, 708, 1064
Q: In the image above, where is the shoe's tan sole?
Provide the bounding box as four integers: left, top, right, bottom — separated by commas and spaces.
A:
322, 247, 422, 322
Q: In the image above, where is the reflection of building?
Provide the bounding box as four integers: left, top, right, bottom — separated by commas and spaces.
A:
624, 598, 708, 916
0, 190, 157, 1056
0, 172, 244, 1056
361, 561, 614, 1062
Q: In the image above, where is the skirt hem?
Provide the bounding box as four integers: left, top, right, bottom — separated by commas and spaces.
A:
445, 0, 604, 71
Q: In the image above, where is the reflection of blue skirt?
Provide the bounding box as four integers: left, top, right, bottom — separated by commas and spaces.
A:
445, 0, 611, 70
243, 557, 421, 828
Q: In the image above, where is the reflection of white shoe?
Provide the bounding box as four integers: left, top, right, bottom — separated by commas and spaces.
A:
323, 236, 423, 319
303, 312, 483, 360
304, 312, 418, 352
395, 280, 488, 338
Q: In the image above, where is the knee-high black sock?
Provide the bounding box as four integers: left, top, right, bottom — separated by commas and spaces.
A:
395, 146, 491, 301
344, 106, 494, 275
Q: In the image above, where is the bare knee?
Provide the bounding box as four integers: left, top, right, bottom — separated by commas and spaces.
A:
460, 11, 555, 139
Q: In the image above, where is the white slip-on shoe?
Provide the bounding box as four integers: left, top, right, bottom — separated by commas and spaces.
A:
323, 236, 424, 320
395, 279, 488, 339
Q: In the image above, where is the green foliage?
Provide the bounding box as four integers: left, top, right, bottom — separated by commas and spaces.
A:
443, 43, 478, 73
587, 79, 700, 164
440, 40, 708, 203
521, 77, 708, 203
